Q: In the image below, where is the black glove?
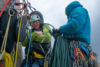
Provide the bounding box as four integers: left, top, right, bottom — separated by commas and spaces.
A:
53, 29, 62, 36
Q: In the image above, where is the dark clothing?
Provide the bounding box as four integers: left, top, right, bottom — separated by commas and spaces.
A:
21, 57, 44, 67
0, 10, 17, 53
25, 42, 50, 57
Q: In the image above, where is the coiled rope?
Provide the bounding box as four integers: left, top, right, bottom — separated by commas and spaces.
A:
50, 36, 71, 67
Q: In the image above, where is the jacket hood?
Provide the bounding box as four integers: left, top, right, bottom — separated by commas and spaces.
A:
65, 1, 82, 18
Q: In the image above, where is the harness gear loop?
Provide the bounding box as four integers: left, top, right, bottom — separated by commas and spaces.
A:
8, 9, 15, 16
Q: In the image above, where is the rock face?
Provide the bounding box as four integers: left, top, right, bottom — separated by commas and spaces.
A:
0, 0, 23, 67
0, 0, 14, 10
16, 42, 23, 67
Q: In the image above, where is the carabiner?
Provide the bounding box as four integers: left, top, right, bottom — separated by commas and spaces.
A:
8, 9, 15, 16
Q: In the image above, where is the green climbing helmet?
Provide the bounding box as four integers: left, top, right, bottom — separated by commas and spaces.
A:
29, 11, 44, 24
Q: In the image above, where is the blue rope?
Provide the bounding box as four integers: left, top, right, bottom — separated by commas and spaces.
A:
26, 15, 33, 67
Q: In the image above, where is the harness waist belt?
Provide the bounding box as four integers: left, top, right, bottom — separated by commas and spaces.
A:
68, 38, 88, 45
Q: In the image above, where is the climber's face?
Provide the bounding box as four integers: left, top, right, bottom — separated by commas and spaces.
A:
32, 20, 41, 29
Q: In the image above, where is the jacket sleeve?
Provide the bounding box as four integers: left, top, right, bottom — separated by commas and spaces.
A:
21, 30, 38, 46
34, 24, 51, 43
59, 9, 87, 34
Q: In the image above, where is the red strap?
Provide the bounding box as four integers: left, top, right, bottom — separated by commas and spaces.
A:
7, 0, 11, 5
0, 0, 11, 17
14, 3, 23, 6
14, 3, 26, 10
0, 65, 3, 67
73, 46, 77, 56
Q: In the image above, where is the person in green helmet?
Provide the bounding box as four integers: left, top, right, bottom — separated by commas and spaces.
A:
21, 11, 51, 67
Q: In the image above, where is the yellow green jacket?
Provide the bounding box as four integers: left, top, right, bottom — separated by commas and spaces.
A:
21, 24, 51, 58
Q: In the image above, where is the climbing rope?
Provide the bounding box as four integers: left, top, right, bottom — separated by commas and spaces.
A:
3, 52, 13, 67
14, 0, 25, 67
26, 15, 33, 67
50, 36, 71, 67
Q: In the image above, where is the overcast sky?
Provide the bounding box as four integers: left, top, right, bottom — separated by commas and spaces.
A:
21, 0, 100, 62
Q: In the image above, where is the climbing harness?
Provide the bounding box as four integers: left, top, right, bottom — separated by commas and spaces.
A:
69, 40, 100, 67
25, 22, 52, 67
69, 41, 88, 67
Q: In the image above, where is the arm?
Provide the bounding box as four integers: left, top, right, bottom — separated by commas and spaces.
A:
21, 30, 38, 46
21, 24, 51, 46
34, 24, 51, 43
59, 9, 87, 34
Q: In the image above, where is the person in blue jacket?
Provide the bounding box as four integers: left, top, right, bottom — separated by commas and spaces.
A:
54, 1, 91, 45
60, 1, 91, 45
54, 1, 91, 46
53, 1, 91, 67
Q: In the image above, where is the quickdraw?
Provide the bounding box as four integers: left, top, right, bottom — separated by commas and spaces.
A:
77, 47, 85, 61
70, 41, 87, 67
70, 41, 99, 67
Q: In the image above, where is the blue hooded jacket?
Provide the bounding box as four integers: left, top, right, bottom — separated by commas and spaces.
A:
59, 1, 91, 45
